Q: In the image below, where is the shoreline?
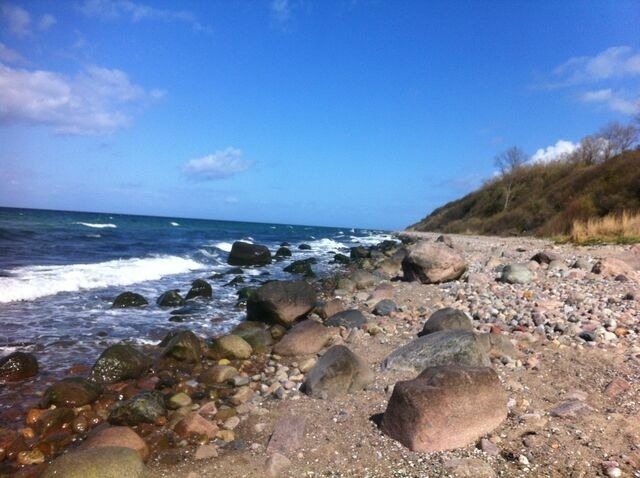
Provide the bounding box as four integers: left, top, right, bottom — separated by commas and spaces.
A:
1, 233, 639, 477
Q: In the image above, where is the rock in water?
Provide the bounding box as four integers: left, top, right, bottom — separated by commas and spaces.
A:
499, 264, 533, 284
325, 309, 367, 328
302, 345, 373, 398
246, 280, 317, 327
89, 344, 152, 384
0, 351, 38, 382
381, 365, 506, 452
402, 242, 467, 284
156, 289, 185, 307
111, 292, 148, 308
419, 307, 473, 336
382, 330, 490, 372
40, 377, 102, 408
228, 241, 272, 266
275, 246, 292, 258
108, 391, 167, 426
41, 446, 146, 478
185, 278, 213, 300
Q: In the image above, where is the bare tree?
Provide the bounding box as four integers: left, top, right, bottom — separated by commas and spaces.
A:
569, 134, 608, 165
598, 122, 639, 158
494, 146, 528, 211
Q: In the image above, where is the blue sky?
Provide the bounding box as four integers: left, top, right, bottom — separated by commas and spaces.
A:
1, 0, 639, 229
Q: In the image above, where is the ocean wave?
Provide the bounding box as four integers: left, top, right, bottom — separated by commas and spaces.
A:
308, 238, 349, 252
170, 222, 180, 226
74, 222, 117, 229
0, 255, 207, 303
213, 242, 233, 252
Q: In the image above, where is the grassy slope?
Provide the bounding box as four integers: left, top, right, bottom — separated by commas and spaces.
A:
409, 150, 640, 237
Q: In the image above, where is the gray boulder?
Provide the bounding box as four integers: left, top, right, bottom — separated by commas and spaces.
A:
160, 330, 202, 363
156, 289, 185, 307
246, 280, 317, 328
373, 299, 397, 316
402, 242, 467, 284
302, 345, 373, 399
382, 330, 490, 373
185, 278, 213, 300
228, 241, 272, 266
325, 309, 367, 328
418, 307, 473, 336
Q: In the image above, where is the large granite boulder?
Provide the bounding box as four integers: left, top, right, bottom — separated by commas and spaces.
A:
0, 351, 38, 382
382, 330, 490, 373
41, 446, 146, 478
228, 241, 272, 266
246, 280, 317, 327
301, 345, 373, 399
111, 292, 148, 308
381, 365, 507, 452
273, 320, 337, 356
402, 242, 467, 284
418, 307, 473, 336
89, 345, 152, 384
40, 377, 102, 408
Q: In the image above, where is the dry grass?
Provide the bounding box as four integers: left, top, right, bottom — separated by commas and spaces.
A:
570, 211, 640, 244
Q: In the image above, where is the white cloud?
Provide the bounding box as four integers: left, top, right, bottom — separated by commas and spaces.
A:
0, 62, 161, 135
80, 0, 211, 33
2, 3, 31, 37
0, 43, 25, 64
580, 88, 639, 115
38, 14, 56, 31
271, 0, 292, 24
183, 148, 251, 181
552, 46, 640, 86
531, 140, 578, 163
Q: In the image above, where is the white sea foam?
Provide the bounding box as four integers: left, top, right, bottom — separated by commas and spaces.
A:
170, 222, 180, 226
0, 255, 207, 303
214, 242, 233, 252
309, 238, 348, 252
75, 222, 117, 229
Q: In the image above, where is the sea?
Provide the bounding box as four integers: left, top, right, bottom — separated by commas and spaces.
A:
0, 207, 392, 414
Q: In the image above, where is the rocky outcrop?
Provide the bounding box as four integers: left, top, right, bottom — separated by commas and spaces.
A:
301, 345, 373, 399
382, 330, 490, 372
402, 242, 467, 284
246, 280, 317, 327
89, 344, 152, 384
227, 241, 272, 266
381, 365, 507, 452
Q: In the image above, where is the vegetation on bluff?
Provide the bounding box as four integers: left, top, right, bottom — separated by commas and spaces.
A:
409, 122, 640, 243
